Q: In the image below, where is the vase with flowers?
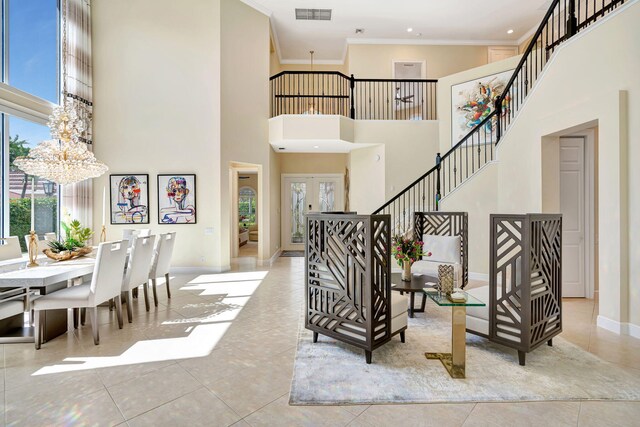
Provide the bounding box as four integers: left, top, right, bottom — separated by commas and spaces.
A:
392, 235, 431, 281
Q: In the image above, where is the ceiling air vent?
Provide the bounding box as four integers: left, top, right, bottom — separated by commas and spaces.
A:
295, 8, 332, 21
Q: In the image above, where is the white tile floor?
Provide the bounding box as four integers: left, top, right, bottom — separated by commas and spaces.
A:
2, 257, 639, 426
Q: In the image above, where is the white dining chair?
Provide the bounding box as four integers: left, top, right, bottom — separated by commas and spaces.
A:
32, 240, 128, 349
23, 233, 58, 250
122, 229, 151, 248
0, 237, 22, 261
149, 232, 176, 307
122, 234, 156, 321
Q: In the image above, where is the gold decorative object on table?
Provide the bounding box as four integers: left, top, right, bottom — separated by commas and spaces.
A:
438, 264, 455, 295
43, 246, 92, 261
27, 231, 39, 267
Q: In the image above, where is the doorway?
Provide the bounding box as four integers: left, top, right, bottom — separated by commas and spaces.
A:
559, 133, 595, 298
281, 174, 344, 251
230, 163, 262, 260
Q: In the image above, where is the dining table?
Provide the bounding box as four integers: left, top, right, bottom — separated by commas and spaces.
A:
0, 252, 97, 344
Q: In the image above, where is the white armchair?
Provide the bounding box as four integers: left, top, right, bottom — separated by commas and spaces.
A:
122, 235, 157, 321
411, 235, 463, 288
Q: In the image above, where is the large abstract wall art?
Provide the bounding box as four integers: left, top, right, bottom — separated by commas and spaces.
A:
110, 174, 149, 224
157, 174, 197, 224
450, 69, 513, 146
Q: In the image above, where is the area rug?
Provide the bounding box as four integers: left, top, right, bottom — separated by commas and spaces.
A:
290, 304, 640, 405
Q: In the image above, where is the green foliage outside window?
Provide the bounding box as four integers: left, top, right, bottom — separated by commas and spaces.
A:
9, 197, 57, 252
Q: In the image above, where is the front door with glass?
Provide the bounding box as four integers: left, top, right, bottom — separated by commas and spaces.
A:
281, 174, 344, 251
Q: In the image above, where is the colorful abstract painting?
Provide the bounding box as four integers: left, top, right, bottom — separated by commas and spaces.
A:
157, 174, 196, 224
110, 174, 149, 224
451, 69, 513, 146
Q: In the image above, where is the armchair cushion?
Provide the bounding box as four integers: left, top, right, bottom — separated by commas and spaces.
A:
390, 292, 408, 334
422, 235, 461, 264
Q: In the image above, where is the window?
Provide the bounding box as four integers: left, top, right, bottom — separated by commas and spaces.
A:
0, 0, 60, 248
8, 0, 59, 102
238, 187, 256, 228
8, 116, 58, 251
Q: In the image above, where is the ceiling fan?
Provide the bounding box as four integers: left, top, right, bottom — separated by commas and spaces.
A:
395, 87, 414, 105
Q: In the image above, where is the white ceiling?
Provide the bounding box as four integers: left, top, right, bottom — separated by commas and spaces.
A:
243, 0, 551, 63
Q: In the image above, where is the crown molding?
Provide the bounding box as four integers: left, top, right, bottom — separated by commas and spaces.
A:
346, 37, 519, 46
279, 58, 345, 65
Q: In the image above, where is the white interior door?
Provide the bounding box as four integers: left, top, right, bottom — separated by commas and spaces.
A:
282, 174, 344, 251
560, 137, 586, 297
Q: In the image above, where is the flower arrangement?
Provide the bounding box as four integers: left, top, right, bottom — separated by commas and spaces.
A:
392, 235, 431, 281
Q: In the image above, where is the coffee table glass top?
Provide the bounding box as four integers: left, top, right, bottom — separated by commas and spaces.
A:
424, 290, 485, 307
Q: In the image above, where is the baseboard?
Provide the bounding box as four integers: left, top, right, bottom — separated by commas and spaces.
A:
597, 315, 640, 339
259, 249, 282, 267
170, 265, 230, 274
469, 272, 489, 282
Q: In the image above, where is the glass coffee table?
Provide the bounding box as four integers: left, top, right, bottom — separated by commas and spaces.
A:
423, 290, 485, 379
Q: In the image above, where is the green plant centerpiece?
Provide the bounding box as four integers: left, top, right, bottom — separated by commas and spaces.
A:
392, 235, 431, 282
44, 219, 94, 261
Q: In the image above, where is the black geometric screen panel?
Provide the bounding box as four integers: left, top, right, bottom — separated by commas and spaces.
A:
306, 213, 392, 352
489, 214, 562, 354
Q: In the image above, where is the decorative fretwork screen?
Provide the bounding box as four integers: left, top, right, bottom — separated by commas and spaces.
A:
414, 212, 468, 289
305, 213, 392, 353
489, 214, 562, 353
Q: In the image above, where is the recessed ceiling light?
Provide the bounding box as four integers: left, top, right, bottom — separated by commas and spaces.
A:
313, 145, 320, 149
507, 29, 514, 34
416, 32, 422, 37
407, 27, 413, 32
355, 28, 364, 34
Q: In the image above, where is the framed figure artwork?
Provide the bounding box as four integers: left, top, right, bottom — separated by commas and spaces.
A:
157, 174, 197, 224
110, 174, 150, 224
450, 69, 513, 146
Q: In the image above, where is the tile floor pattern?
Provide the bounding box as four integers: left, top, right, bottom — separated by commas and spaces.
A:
2, 257, 639, 426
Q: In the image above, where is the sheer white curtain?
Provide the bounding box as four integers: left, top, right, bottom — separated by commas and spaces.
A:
60, 0, 94, 232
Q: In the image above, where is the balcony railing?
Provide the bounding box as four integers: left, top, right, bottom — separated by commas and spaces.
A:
269, 71, 438, 120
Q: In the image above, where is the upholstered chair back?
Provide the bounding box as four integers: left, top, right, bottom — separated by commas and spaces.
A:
150, 232, 176, 278
123, 235, 157, 292
90, 241, 128, 304
0, 237, 22, 261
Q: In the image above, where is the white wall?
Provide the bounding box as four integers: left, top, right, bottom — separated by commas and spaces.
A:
93, 0, 277, 270
439, 1, 640, 333
349, 145, 385, 214
92, 0, 221, 268
352, 120, 440, 213
220, 0, 273, 267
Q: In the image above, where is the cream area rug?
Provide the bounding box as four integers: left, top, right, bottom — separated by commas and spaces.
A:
289, 304, 640, 405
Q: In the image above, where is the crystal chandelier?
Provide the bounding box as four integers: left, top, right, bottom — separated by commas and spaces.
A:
13, 0, 107, 185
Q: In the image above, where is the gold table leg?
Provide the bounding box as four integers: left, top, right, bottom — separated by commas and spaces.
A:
426, 305, 467, 378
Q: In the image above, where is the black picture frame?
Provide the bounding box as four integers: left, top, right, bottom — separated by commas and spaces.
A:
109, 174, 150, 224
157, 174, 197, 225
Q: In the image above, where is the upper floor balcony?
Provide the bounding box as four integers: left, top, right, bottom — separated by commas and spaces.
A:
269, 71, 438, 121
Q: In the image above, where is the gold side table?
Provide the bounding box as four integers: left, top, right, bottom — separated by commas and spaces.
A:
424, 290, 485, 378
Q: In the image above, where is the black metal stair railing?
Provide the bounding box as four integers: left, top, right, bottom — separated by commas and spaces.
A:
269, 71, 438, 120
373, 0, 627, 236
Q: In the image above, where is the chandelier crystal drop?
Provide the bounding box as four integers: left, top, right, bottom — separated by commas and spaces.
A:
47, 104, 85, 143
13, 140, 108, 185
13, 0, 107, 185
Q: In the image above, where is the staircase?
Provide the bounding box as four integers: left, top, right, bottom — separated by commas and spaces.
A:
373, 0, 628, 234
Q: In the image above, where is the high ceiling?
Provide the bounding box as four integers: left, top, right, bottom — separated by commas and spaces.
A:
243, 0, 552, 63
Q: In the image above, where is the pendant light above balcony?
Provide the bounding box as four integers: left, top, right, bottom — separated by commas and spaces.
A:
304, 50, 321, 115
